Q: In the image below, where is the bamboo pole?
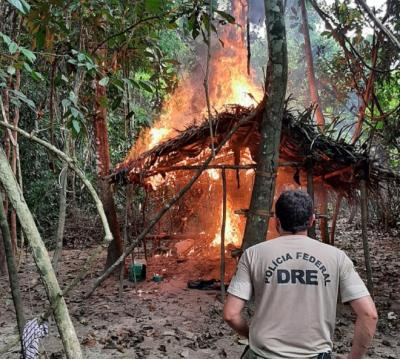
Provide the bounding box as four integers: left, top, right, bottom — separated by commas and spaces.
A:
0, 147, 83, 359
220, 169, 227, 302
0, 198, 25, 356
360, 176, 374, 295
306, 159, 316, 238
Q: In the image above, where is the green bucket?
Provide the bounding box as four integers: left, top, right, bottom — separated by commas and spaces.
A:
129, 262, 146, 282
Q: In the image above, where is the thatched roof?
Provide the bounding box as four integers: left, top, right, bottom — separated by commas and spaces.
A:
112, 101, 400, 194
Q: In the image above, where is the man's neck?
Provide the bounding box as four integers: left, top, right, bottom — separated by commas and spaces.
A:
279, 230, 308, 236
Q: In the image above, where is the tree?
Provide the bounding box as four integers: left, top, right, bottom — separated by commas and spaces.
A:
93, 63, 124, 269
0, 147, 83, 359
300, 0, 325, 129
242, 0, 288, 250
299, 0, 329, 244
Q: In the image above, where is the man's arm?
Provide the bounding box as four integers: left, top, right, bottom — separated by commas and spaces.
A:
347, 296, 378, 359
223, 294, 249, 338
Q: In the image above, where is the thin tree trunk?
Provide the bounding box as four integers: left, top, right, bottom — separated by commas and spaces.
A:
306, 159, 316, 238
10, 69, 21, 255
300, 0, 329, 242
330, 192, 343, 245
52, 84, 70, 272
0, 147, 83, 359
16, 131, 24, 269
360, 176, 374, 295
319, 189, 329, 244
0, 200, 25, 354
352, 40, 379, 143
1, 89, 11, 219
348, 200, 357, 224
0, 234, 6, 274
93, 67, 123, 270
220, 169, 226, 302
52, 164, 68, 272
300, 0, 325, 129
204, 0, 215, 157
241, 0, 288, 250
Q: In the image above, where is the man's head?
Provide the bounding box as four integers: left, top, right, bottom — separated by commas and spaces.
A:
275, 190, 314, 234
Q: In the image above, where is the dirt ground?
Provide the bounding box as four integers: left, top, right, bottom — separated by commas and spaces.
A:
0, 218, 399, 358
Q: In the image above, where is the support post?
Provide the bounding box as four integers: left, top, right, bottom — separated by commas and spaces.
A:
360, 174, 374, 295
306, 159, 316, 238
0, 198, 25, 355
330, 192, 343, 245
220, 169, 227, 301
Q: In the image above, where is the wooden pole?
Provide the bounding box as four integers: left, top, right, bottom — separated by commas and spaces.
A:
360, 175, 374, 295
220, 169, 227, 302
0, 198, 26, 356
139, 162, 303, 179
306, 159, 316, 238
330, 192, 343, 246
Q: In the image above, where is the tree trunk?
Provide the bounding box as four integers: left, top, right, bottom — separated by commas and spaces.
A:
52, 163, 68, 273
10, 69, 21, 255
330, 192, 343, 245
0, 147, 83, 359
93, 75, 123, 270
360, 176, 374, 295
220, 169, 226, 302
241, 0, 288, 250
306, 159, 316, 238
0, 199, 25, 353
352, 40, 378, 143
300, 0, 325, 129
300, 0, 329, 242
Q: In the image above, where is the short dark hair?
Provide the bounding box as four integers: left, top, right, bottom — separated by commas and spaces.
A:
275, 190, 313, 233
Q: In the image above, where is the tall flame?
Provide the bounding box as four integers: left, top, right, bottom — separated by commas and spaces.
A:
124, 1, 263, 160
211, 201, 242, 247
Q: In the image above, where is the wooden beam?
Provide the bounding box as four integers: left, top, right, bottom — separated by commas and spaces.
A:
360, 177, 374, 295
330, 192, 343, 245
141, 161, 304, 178
314, 166, 352, 182
220, 169, 227, 302
306, 159, 316, 238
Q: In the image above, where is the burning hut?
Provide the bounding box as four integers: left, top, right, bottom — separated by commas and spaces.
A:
111, 100, 399, 286
110, 1, 399, 283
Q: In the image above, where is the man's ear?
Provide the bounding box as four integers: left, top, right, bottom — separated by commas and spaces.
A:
308, 214, 315, 228
276, 217, 282, 233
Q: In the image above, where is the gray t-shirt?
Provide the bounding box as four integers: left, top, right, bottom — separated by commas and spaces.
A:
227, 235, 370, 358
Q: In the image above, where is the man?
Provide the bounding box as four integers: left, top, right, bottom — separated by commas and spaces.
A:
224, 190, 377, 359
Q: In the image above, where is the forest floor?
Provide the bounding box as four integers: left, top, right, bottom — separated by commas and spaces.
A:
0, 217, 399, 359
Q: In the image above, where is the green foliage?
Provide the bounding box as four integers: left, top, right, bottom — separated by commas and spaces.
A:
6, 0, 30, 14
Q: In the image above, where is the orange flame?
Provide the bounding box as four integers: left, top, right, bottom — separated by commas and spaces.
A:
124, 1, 263, 160
207, 169, 220, 181
211, 201, 242, 247
149, 128, 172, 149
